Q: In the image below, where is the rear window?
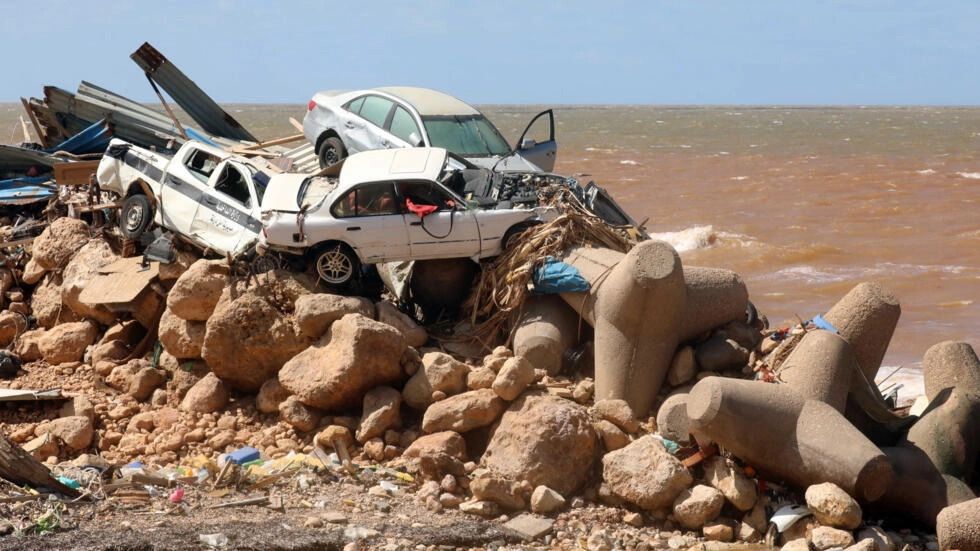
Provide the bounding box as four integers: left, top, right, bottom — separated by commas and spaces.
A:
422, 116, 511, 157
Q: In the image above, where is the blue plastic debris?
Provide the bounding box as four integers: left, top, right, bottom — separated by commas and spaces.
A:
227, 446, 260, 465
531, 257, 590, 295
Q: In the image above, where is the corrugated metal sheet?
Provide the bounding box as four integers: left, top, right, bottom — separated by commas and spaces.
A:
43, 119, 112, 156
0, 144, 57, 177
131, 42, 257, 142
0, 176, 56, 205
281, 143, 319, 173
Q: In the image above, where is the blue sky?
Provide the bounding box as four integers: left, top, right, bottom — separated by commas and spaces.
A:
2, 1, 977, 105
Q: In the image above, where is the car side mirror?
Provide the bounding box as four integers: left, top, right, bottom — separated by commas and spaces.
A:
409, 132, 423, 147
519, 138, 536, 150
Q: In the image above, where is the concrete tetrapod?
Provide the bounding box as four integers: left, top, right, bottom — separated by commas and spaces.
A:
937, 497, 980, 551
877, 445, 975, 528
558, 241, 687, 416
775, 329, 856, 413
821, 280, 901, 383
686, 376, 893, 502
923, 340, 980, 403
903, 387, 980, 483
511, 294, 582, 376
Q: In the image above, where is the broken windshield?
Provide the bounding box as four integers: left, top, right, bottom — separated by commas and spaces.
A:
422, 116, 511, 157
298, 176, 338, 210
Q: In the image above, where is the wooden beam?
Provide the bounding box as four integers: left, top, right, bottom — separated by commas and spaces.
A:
289, 117, 304, 133
19, 97, 49, 148
238, 133, 306, 151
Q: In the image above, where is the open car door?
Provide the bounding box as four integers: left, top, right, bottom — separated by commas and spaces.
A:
514, 109, 557, 172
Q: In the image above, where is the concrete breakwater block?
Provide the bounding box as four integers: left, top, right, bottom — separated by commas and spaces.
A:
776, 329, 856, 413
686, 376, 893, 502
822, 281, 901, 383
937, 497, 980, 551
511, 294, 581, 376
903, 387, 980, 483
558, 241, 748, 417
923, 340, 980, 402
559, 240, 687, 417
877, 446, 975, 528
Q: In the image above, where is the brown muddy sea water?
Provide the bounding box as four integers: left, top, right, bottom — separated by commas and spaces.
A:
4, 103, 978, 401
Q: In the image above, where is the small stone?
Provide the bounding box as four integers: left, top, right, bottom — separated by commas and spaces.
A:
811, 526, 856, 550
530, 485, 566, 514
623, 511, 644, 527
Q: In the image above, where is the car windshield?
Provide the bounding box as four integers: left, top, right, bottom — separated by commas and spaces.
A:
298, 177, 339, 209
422, 115, 511, 157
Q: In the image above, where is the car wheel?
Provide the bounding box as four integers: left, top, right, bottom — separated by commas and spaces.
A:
313, 243, 360, 286
120, 194, 153, 239
318, 136, 347, 168
502, 221, 540, 251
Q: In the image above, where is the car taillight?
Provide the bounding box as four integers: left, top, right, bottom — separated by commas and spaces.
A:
308, 100, 316, 111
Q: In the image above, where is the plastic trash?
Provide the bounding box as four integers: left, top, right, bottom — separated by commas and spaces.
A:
226, 446, 261, 465
199, 533, 229, 548
169, 488, 184, 503
57, 476, 80, 489
771, 503, 812, 532
379, 480, 399, 494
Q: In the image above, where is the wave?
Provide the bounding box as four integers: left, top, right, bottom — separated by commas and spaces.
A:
619, 160, 638, 166
916, 169, 936, 175
957, 171, 980, 179
646, 225, 717, 252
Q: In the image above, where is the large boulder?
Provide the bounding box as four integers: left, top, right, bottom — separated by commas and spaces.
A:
201, 273, 311, 391
179, 373, 230, 413
47, 415, 94, 451
31, 217, 90, 272
278, 313, 406, 410
158, 307, 206, 359
61, 240, 120, 325
421, 388, 507, 434
356, 386, 402, 443
402, 351, 470, 410
167, 259, 231, 321
293, 293, 373, 340
38, 320, 100, 364
375, 301, 427, 347
481, 393, 597, 496
30, 272, 78, 329
602, 435, 694, 511
0, 311, 28, 347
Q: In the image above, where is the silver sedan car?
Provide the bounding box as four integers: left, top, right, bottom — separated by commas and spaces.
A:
302, 86, 556, 172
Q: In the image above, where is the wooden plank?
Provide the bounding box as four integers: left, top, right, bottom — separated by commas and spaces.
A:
53, 160, 101, 187
97, 256, 159, 276
79, 259, 159, 306
289, 117, 304, 133
238, 133, 306, 151
20, 97, 49, 148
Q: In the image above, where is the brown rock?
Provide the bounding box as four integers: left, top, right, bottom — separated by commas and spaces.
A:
593, 399, 640, 434
158, 307, 206, 359
595, 419, 630, 451
491, 356, 536, 401
314, 425, 354, 451
202, 273, 312, 391
38, 320, 99, 364
466, 366, 497, 390
31, 217, 90, 271
602, 435, 693, 511
256, 377, 291, 413
481, 393, 597, 496
375, 301, 427, 347
167, 259, 230, 321
29, 272, 72, 329
279, 313, 406, 410
421, 388, 506, 434
47, 415, 94, 451
805, 482, 863, 530
356, 386, 402, 443
61, 240, 119, 324
470, 476, 525, 510
179, 373, 230, 413
811, 526, 855, 550
0, 310, 28, 347
703, 455, 758, 512
279, 395, 321, 432
129, 366, 167, 401
60, 395, 95, 424
90, 340, 131, 365
293, 293, 374, 340
403, 351, 470, 410
13, 328, 43, 361
672, 484, 725, 530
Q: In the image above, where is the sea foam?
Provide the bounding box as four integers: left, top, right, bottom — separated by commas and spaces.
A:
646, 225, 716, 252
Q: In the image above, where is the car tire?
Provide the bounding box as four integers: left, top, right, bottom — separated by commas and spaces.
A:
120, 194, 153, 239
313, 243, 360, 287
502, 221, 540, 251
317, 136, 347, 168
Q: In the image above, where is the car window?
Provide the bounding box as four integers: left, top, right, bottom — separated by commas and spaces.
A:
358, 96, 394, 129
345, 96, 365, 114
184, 149, 222, 183
213, 166, 252, 208
397, 181, 457, 211
389, 106, 421, 145
331, 182, 399, 218
422, 116, 511, 156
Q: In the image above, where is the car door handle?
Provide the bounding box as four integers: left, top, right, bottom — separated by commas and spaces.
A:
167, 176, 182, 186
409, 221, 422, 226
347, 226, 361, 231
345, 122, 356, 129
203, 197, 218, 205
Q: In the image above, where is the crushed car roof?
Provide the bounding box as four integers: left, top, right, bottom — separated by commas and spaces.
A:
339, 147, 448, 188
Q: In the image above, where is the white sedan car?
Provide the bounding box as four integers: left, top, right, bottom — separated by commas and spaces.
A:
258, 147, 556, 288
302, 86, 556, 172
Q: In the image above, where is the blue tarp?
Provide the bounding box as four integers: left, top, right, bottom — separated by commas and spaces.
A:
0, 176, 56, 205
531, 257, 591, 294
44, 119, 112, 156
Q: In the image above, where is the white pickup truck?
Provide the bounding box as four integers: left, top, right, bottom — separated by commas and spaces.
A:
96, 138, 273, 257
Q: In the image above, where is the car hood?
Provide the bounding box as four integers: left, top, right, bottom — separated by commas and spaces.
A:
261, 173, 309, 212
466, 153, 543, 173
